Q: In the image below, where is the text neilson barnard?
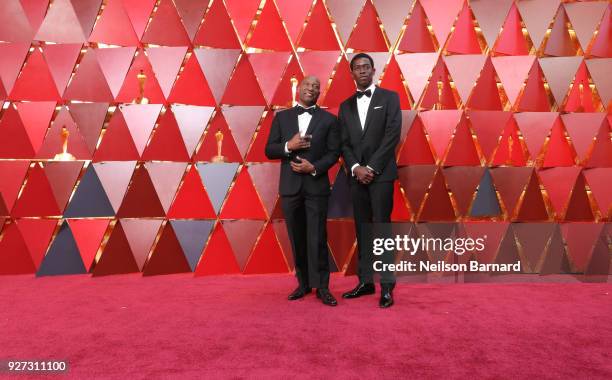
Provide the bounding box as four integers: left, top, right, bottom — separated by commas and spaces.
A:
374, 260, 521, 273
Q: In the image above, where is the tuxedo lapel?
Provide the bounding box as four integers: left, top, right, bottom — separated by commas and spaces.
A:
289, 107, 300, 136
362, 87, 382, 136
305, 106, 323, 136
348, 95, 362, 133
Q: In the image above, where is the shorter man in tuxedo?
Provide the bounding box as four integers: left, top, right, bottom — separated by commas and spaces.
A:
265, 76, 340, 306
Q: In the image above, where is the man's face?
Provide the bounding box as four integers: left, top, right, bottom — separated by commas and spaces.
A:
351, 57, 375, 89
298, 76, 321, 106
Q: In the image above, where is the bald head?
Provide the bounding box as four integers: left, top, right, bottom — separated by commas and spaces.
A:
301, 75, 320, 86
298, 75, 321, 107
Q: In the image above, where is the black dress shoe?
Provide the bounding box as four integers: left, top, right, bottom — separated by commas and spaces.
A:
316, 289, 338, 306
288, 287, 311, 300
379, 285, 394, 308
342, 283, 375, 299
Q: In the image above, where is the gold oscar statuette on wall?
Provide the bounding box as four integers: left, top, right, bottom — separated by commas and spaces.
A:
576, 83, 585, 112
290, 76, 298, 107
433, 79, 444, 110
53, 126, 76, 161
212, 130, 225, 163
134, 69, 149, 104
506, 135, 514, 166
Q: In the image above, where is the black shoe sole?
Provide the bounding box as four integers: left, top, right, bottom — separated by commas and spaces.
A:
316, 292, 338, 306
379, 295, 394, 308
288, 289, 312, 300
342, 289, 376, 299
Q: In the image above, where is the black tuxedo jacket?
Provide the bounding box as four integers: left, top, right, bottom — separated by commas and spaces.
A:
265, 106, 340, 196
338, 86, 401, 183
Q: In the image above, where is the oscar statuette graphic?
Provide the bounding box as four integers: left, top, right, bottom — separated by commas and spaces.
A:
53, 126, 76, 161
506, 135, 514, 166
134, 69, 149, 104
433, 79, 444, 110
290, 76, 298, 107
212, 130, 225, 163
576, 83, 585, 112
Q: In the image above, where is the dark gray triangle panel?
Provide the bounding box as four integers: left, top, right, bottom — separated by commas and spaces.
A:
328, 168, 353, 218
64, 165, 115, 217
37, 221, 86, 276
170, 219, 215, 271
471, 168, 501, 217
196, 163, 240, 214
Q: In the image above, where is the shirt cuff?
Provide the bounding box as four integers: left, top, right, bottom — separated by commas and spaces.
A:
310, 170, 317, 177
366, 165, 376, 174
284, 142, 290, 154
350, 163, 359, 176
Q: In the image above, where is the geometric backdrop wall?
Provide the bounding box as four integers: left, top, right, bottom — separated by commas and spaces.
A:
0, 0, 610, 278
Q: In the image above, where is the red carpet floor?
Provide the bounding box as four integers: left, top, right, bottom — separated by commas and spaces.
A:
1, 274, 611, 379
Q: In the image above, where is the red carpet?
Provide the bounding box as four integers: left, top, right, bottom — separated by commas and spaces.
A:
1, 274, 611, 379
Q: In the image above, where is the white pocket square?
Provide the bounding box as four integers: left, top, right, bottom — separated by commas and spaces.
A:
374, 105, 383, 109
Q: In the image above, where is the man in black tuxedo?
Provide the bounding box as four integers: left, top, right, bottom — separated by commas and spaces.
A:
265, 76, 340, 306
339, 53, 401, 308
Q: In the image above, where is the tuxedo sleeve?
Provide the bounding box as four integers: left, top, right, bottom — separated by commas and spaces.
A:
366, 92, 401, 174
265, 113, 289, 160
339, 105, 359, 170
312, 117, 340, 177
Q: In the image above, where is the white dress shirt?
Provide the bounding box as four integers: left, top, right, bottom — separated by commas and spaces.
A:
285, 104, 317, 176
285, 104, 315, 153
297, 105, 314, 136
357, 83, 376, 130
351, 84, 376, 176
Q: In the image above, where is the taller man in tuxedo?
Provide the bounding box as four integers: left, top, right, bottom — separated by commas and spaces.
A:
265, 76, 340, 306
339, 53, 401, 308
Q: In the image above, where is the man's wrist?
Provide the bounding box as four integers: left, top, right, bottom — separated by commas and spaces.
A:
284, 142, 291, 154
350, 163, 359, 176
309, 163, 316, 176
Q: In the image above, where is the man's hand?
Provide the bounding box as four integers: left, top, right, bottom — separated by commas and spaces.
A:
290, 156, 315, 174
287, 133, 311, 151
354, 166, 374, 184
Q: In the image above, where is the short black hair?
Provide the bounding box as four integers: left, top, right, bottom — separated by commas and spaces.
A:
350, 53, 374, 70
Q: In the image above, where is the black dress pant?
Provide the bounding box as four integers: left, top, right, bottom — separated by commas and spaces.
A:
281, 192, 330, 289
350, 180, 396, 285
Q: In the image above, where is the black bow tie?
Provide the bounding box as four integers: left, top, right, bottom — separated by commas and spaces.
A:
296, 106, 315, 115
356, 89, 372, 98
